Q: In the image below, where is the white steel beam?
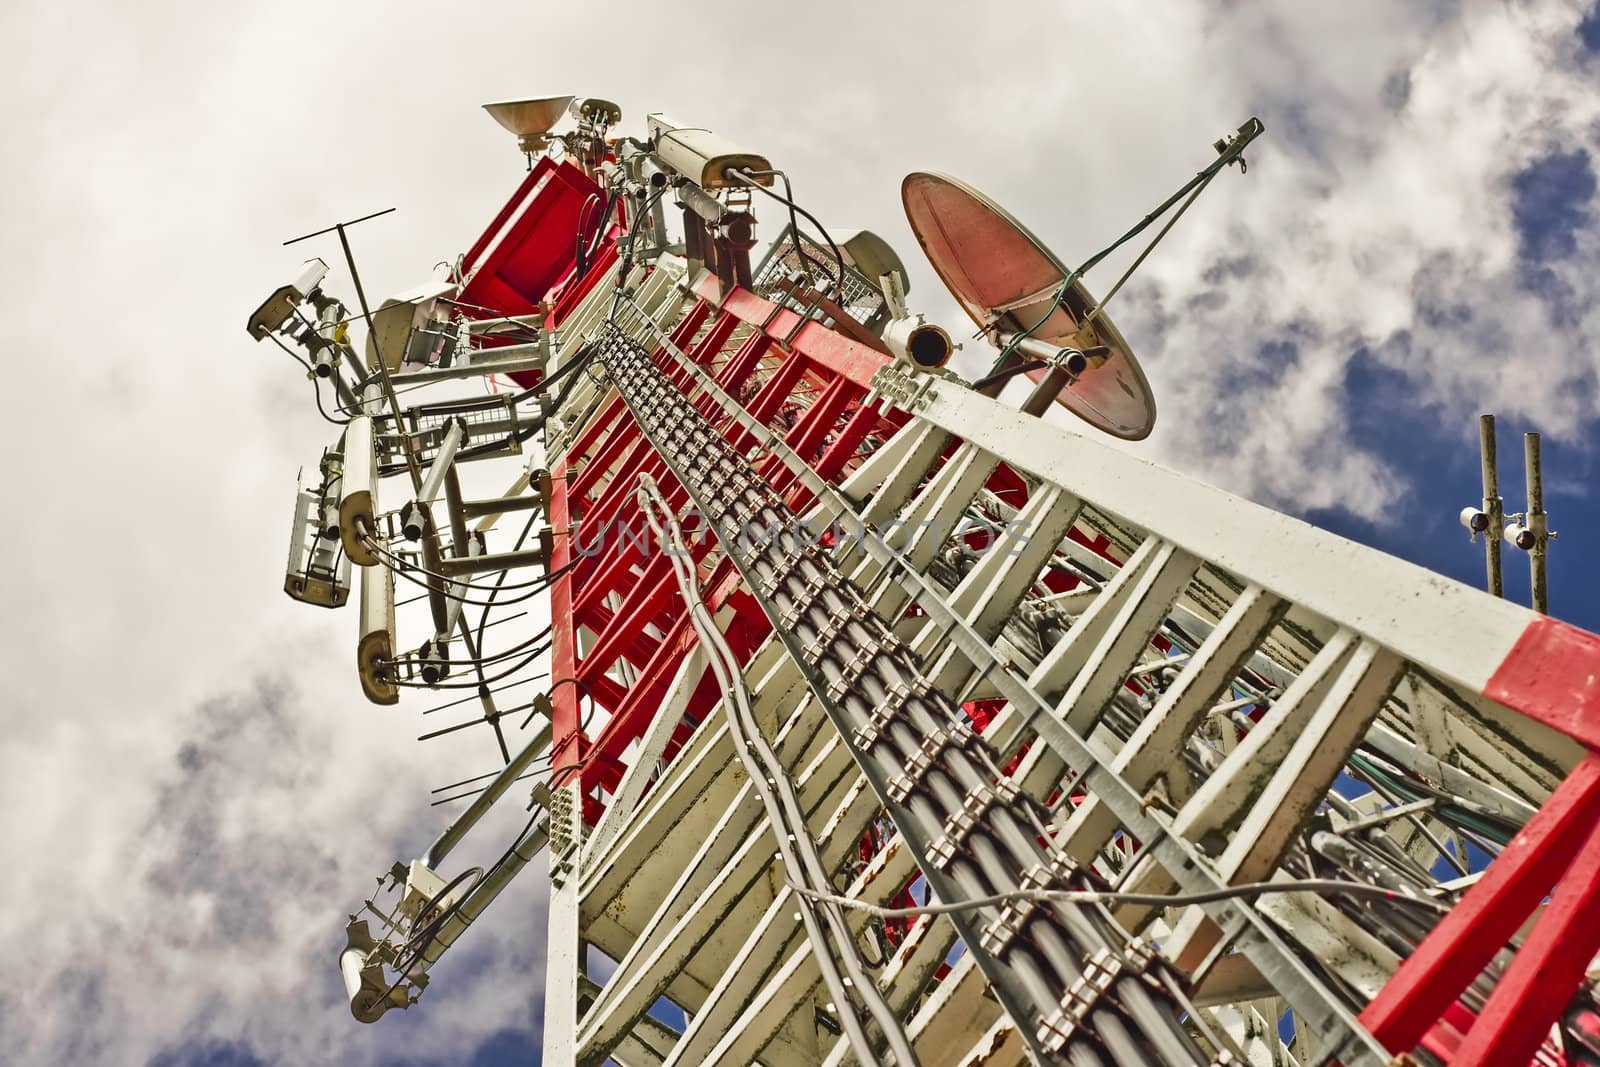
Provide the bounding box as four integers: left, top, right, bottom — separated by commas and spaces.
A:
583, 647, 707, 867
577, 799, 775, 1063
1164, 641, 1404, 970
580, 720, 738, 921
894, 375, 1548, 720
903, 953, 1002, 1066
1056, 585, 1288, 861
1025, 536, 1164, 702
543, 783, 585, 1066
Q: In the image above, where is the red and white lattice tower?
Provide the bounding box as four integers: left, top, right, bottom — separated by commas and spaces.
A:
252, 97, 1600, 1067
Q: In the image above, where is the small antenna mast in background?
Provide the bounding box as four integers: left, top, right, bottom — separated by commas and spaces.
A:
1523, 431, 1551, 614
1461, 413, 1554, 612
1478, 413, 1504, 599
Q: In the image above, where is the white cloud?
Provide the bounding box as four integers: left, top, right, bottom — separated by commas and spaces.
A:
1098, 0, 1600, 517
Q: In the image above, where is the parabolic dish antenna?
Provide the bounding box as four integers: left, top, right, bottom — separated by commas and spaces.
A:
901, 172, 1156, 440
482, 96, 576, 154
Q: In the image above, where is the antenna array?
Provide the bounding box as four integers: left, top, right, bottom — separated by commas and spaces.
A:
247, 96, 1600, 1067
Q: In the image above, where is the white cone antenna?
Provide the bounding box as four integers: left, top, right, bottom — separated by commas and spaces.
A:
482, 95, 576, 156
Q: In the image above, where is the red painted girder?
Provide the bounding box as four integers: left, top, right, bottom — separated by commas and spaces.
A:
714, 323, 773, 392
572, 468, 698, 621
1451, 781, 1600, 1066
579, 626, 696, 792
578, 563, 686, 679
729, 350, 809, 451
547, 452, 582, 770
1486, 616, 1600, 752
576, 603, 663, 681
578, 588, 773, 795
580, 429, 675, 525
567, 301, 712, 466
582, 670, 627, 715
569, 334, 771, 621
570, 443, 677, 588
571, 405, 644, 500
812, 402, 897, 482
1359, 752, 1600, 1058
1416, 1001, 1476, 1064
573, 481, 718, 671
572, 372, 691, 519
567, 395, 631, 485
566, 310, 779, 797
547, 242, 619, 329
764, 375, 856, 494
557, 296, 884, 809
684, 307, 742, 370
686, 327, 773, 430
694, 275, 890, 388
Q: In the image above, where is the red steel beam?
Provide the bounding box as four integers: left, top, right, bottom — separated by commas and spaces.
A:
1359, 752, 1600, 1058
693, 274, 889, 388
547, 450, 582, 770
1450, 781, 1600, 1065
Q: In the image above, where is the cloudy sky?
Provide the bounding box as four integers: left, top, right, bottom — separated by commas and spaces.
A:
3, 1, 1599, 1064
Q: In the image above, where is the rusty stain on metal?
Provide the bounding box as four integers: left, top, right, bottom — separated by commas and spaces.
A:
956, 1020, 1019, 1066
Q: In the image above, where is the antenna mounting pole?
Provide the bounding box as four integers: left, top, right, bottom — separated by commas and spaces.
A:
286, 208, 426, 493
1524, 431, 1549, 614
1479, 413, 1504, 598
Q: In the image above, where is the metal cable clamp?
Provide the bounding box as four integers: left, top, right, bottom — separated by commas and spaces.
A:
887, 722, 978, 803
978, 852, 1086, 956
929, 777, 1022, 869
1036, 947, 1122, 1054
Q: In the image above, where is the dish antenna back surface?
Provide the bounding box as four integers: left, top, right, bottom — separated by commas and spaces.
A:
902, 172, 1156, 440
483, 95, 576, 154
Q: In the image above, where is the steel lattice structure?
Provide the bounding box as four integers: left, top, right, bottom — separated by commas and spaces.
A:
250, 97, 1600, 1067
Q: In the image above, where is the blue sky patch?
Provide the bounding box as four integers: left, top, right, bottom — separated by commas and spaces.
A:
1510, 149, 1595, 261
1522, 263, 1585, 329
464, 1029, 540, 1066
1312, 345, 1600, 629
1579, 3, 1600, 51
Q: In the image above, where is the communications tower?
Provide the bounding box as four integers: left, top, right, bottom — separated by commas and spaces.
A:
249, 95, 1600, 1067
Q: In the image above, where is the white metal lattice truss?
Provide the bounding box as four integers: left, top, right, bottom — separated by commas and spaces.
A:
251, 98, 1600, 1067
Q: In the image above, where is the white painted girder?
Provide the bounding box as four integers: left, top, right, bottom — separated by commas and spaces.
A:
914, 485, 1085, 700
544, 782, 586, 1066
1056, 585, 1288, 861
562, 324, 1593, 1067
578, 636, 895, 1065
899, 375, 1542, 709
583, 647, 707, 868
579, 976, 681, 1067
1209, 1002, 1300, 1067
579, 719, 739, 921
904, 953, 1003, 1067
1164, 641, 1405, 971
577, 803, 778, 1062
687, 836, 920, 1067
820, 909, 966, 1067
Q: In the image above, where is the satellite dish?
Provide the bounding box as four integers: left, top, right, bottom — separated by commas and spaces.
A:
482, 96, 576, 154
901, 172, 1156, 440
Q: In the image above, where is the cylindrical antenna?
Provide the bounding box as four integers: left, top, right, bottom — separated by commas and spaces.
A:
417, 418, 467, 506
1479, 414, 1504, 598
424, 711, 552, 868
1525, 431, 1548, 613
